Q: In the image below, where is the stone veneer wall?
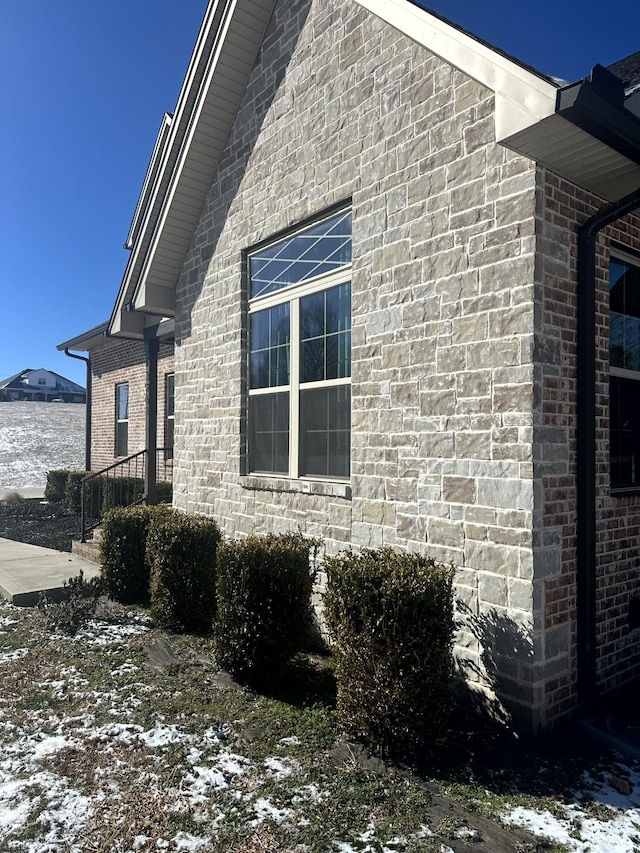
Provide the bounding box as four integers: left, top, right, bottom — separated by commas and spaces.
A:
535, 170, 640, 725
90, 338, 174, 474
174, 0, 542, 727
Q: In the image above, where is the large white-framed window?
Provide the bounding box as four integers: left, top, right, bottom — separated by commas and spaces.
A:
610, 250, 640, 491
247, 208, 352, 480
115, 383, 129, 458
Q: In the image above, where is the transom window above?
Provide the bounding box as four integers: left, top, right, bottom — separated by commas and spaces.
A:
248, 208, 352, 480
249, 209, 351, 299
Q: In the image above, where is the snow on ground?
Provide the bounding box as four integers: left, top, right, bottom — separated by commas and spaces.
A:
0, 401, 85, 489
503, 768, 640, 852
1, 603, 640, 851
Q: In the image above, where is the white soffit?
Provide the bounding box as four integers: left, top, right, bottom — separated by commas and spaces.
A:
111, 0, 275, 334
507, 115, 640, 202
132, 0, 276, 313
354, 0, 558, 139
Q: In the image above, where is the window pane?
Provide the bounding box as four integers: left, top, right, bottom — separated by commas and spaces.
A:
610, 376, 640, 489
300, 283, 351, 383
116, 422, 128, 457
300, 290, 325, 340
250, 305, 290, 389
249, 210, 352, 298
301, 338, 325, 383
271, 345, 290, 386
249, 393, 289, 474
611, 312, 640, 371
610, 259, 640, 370
299, 386, 350, 478
117, 384, 129, 420
325, 333, 352, 380
337, 331, 351, 379
165, 418, 174, 460
251, 310, 270, 351
326, 281, 351, 333
166, 375, 175, 418
250, 351, 269, 389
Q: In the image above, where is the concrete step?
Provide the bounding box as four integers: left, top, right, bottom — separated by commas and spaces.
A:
0, 538, 101, 606
71, 539, 101, 565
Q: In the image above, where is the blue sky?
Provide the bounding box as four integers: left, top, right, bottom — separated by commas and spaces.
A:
1, 0, 638, 388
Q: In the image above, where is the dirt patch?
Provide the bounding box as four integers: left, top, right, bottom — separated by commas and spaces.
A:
0, 500, 80, 552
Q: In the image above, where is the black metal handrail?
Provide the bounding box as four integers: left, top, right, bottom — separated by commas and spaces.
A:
80, 449, 172, 542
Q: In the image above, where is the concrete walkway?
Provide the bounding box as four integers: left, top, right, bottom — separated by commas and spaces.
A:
0, 487, 46, 501
0, 537, 101, 607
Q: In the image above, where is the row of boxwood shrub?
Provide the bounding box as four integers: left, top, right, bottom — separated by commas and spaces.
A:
215, 533, 316, 682
100, 508, 315, 677
45, 469, 172, 515
99, 505, 455, 754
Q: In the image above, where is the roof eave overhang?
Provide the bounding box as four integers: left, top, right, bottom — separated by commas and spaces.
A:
109, 0, 277, 333
125, 113, 174, 252
56, 322, 110, 353
356, 0, 559, 138
110, 0, 640, 340
359, 0, 640, 202
501, 68, 640, 202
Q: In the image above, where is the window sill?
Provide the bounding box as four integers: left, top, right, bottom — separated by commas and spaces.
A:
240, 475, 351, 499
611, 488, 640, 500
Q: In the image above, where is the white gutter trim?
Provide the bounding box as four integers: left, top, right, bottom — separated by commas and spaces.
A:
354, 0, 558, 140
125, 113, 173, 251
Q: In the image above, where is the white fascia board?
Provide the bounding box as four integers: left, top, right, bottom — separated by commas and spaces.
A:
355, 0, 558, 140
125, 113, 173, 251
109, 306, 145, 339
133, 282, 175, 315
109, 1, 229, 335
134, 0, 261, 303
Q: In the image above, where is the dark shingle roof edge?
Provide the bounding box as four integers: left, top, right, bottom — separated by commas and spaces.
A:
607, 51, 640, 94
405, 0, 561, 86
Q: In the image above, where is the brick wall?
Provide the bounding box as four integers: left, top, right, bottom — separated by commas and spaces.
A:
173, 0, 543, 727
535, 170, 640, 726
90, 337, 174, 476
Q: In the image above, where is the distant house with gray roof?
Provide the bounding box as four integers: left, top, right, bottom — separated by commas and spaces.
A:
0, 369, 86, 403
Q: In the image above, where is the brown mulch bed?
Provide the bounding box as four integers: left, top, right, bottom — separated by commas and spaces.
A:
0, 499, 81, 552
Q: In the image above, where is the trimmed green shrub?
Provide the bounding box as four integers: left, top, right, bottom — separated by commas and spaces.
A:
45, 469, 70, 504
100, 505, 169, 604
324, 547, 455, 755
64, 471, 89, 514
215, 533, 317, 682
147, 510, 221, 634
101, 476, 144, 513
157, 480, 173, 503
64, 471, 103, 516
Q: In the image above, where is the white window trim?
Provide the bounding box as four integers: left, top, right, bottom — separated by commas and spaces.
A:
248, 262, 352, 482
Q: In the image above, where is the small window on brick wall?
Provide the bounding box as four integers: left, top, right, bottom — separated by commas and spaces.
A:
610, 252, 640, 490
115, 383, 129, 457
165, 374, 174, 461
